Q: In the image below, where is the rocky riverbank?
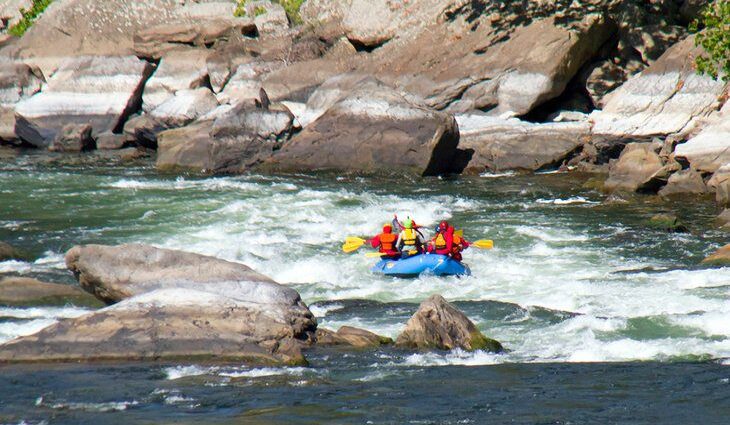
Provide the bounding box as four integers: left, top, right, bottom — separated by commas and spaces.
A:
0, 0, 728, 225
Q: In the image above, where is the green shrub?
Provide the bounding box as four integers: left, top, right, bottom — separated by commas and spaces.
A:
254, 5, 267, 17
690, 1, 730, 81
234, 0, 247, 17
7, 0, 54, 37
233, 0, 306, 25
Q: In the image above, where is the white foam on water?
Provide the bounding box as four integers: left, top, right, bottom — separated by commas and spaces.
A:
400, 349, 504, 367
219, 367, 308, 379
309, 303, 344, 318
479, 171, 517, 178
535, 197, 598, 205
0, 306, 91, 344
0, 260, 32, 274
165, 365, 310, 381
35, 396, 138, 412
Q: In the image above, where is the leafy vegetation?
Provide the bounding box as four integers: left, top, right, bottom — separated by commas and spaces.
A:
690, 1, 730, 81
233, 0, 305, 24
7, 0, 54, 37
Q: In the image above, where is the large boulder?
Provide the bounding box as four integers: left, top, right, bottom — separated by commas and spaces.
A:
0, 289, 311, 365
48, 123, 95, 152
603, 142, 674, 193
674, 102, 730, 173
0, 62, 44, 143
657, 169, 708, 197
217, 60, 285, 105
315, 326, 393, 348
14, 56, 153, 148
708, 164, 730, 208
141, 49, 212, 113
701, 244, 730, 267
395, 295, 503, 352
156, 101, 295, 174
591, 36, 727, 138
266, 77, 461, 175
0, 277, 103, 307
458, 115, 590, 173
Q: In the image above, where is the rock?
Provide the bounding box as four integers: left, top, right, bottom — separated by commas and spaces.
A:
708, 164, 730, 207
48, 123, 95, 153
674, 103, 730, 173
315, 326, 392, 348
217, 60, 284, 105
658, 169, 708, 197
156, 101, 294, 174
0, 277, 103, 308
0, 289, 311, 365
14, 56, 153, 148
0, 0, 31, 29
701, 244, 730, 266
174, 1, 236, 20
134, 18, 256, 60
122, 115, 165, 149
458, 115, 590, 173
7, 0, 182, 75
0, 62, 44, 143
591, 36, 726, 138
716, 209, 730, 229
647, 213, 689, 233
150, 88, 220, 129
604, 143, 670, 193
395, 295, 503, 352
625, 25, 686, 64
247, 0, 290, 37
95, 132, 128, 150
0, 241, 23, 261
266, 77, 460, 176
142, 49, 211, 113
261, 57, 353, 103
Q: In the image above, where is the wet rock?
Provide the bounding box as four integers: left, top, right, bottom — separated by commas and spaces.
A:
48, 123, 95, 153
395, 295, 503, 352
95, 132, 128, 150
716, 209, 730, 229
0, 241, 23, 261
14, 56, 153, 148
647, 213, 689, 233
674, 103, 730, 173
315, 326, 393, 348
604, 143, 671, 193
658, 169, 708, 197
591, 36, 726, 138
708, 164, 730, 208
142, 49, 211, 113
266, 77, 460, 176
156, 101, 294, 174
458, 115, 589, 173
701, 244, 730, 266
0, 289, 311, 365
0, 277, 103, 308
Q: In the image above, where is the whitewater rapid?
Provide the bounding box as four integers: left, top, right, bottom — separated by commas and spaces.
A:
1, 170, 728, 367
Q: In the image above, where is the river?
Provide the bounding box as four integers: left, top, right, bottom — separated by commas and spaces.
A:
0, 154, 729, 424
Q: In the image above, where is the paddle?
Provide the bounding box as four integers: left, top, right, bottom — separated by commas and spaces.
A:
472, 239, 494, 249
342, 236, 367, 253
365, 252, 388, 258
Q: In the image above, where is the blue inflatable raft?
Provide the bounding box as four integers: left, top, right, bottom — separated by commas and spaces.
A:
371, 254, 471, 278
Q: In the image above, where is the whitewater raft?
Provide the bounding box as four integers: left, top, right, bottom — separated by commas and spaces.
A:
371, 254, 471, 278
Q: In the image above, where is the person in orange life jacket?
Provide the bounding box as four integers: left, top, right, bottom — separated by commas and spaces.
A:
369, 223, 399, 259
428, 220, 453, 255
450, 226, 470, 262
396, 218, 425, 256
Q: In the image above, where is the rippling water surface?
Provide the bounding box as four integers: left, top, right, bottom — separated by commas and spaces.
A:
0, 154, 728, 424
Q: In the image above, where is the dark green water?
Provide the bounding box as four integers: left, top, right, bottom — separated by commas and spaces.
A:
0, 153, 728, 423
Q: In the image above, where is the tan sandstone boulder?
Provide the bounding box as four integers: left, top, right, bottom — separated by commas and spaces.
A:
0, 277, 102, 307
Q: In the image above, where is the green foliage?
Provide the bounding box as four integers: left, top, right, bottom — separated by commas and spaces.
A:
690, 1, 730, 81
234, 0, 305, 25
7, 0, 54, 37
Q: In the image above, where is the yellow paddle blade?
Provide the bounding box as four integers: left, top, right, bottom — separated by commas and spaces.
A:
473, 239, 494, 249
342, 242, 364, 253
365, 252, 387, 258
345, 236, 366, 245
455, 229, 463, 237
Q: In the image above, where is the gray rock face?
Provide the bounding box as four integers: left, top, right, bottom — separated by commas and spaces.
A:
14, 56, 153, 147
95, 132, 128, 150
591, 36, 727, 138
218, 60, 284, 105
709, 164, 730, 208
266, 78, 461, 176
156, 102, 295, 174
48, 123, 95, 152
0, 62, 44, 143
0, 289, 310, 365
395, 295, 503, 352
674, 103, 730, 173
458, 115, 590, 173
142, 49, 211, 113
0, 277, 102, 307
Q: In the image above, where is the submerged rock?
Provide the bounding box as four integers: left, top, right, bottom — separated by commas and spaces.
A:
701, 244, 730, 266
0, 277, 103, 308
0, 289, 310, 365
395, 295, 503, 352
647, 214, 689, 233
265, 78, 460, 176
0, 241, 23, 261
315, 326, 393, 348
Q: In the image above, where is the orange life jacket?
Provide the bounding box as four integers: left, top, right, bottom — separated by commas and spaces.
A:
434, 232, 447, 250
379, 232, 397, 252
453, 234, 462, 246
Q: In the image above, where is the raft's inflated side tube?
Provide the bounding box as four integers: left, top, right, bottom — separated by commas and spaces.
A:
371, 254, 471, 277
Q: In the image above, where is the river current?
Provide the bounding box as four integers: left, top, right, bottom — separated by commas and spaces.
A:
0, 154, 728, 424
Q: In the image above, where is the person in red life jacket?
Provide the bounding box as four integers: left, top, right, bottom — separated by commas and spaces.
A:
428, 220, 453, 255
369, 223, 399, 258
450, 226, 470, 262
